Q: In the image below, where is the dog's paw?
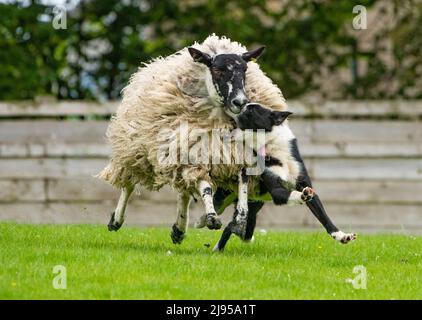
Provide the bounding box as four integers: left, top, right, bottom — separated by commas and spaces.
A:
206, 213, 222, 230
301, 187, 315, 202
170, 224, 185, 244
107, 212, 122, 231
331, 231, 357, 244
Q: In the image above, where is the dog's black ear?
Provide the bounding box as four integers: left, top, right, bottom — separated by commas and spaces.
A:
242, 46, 265, 62
272, 111, 292, 126
188, 47, 212, 66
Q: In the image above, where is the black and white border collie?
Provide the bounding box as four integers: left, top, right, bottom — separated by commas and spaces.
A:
213, 103, 356, 252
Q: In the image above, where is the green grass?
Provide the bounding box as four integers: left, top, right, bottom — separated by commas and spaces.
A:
0, 222, 421, 299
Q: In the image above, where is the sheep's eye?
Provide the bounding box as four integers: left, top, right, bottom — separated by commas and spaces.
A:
212, 68, 224, 76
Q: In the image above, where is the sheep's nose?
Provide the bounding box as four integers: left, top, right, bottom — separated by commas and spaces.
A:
231, 97, 248, 109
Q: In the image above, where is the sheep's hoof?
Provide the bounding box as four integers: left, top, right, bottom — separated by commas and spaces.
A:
206, 213, 222, 230
107, 212, 122, 231
170, 224, 185, 244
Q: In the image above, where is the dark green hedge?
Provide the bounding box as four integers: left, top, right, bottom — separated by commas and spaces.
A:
0, 0, 420, 100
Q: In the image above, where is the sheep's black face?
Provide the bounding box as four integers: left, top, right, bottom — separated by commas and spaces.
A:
208, 54, 248, 115
188, 46, 265, 116
237, 103, 292, 132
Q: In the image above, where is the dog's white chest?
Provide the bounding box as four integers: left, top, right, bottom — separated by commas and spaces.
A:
265, 125, 300, 184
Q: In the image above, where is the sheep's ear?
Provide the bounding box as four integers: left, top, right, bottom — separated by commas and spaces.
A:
188, 47, 212, 66
272, 111, 292, 126
242, 46, 265, 62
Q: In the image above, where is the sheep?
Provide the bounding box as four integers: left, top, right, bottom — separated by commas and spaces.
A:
211, 103, 357, 252
96, 34, 288, 241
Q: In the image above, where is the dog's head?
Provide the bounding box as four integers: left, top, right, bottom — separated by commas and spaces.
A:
237, 103, 292, 131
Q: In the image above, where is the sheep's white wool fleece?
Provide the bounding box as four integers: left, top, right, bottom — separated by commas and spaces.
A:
97, 34, 288, 194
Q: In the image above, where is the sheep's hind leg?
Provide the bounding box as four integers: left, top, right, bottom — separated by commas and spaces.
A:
171, 191, 191, 244
195, 180, 222, 230
108, 185, 134, 231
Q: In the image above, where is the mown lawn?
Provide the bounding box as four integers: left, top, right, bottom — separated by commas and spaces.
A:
0, 222, 421, 299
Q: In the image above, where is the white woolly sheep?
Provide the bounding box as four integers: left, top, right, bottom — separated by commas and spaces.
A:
97, 35, 288, 242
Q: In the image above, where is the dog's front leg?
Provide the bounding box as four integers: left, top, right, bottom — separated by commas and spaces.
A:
291, 139, 356, 244
306, 195, 356, 244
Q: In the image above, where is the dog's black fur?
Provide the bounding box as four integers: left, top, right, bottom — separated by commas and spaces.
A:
213, 104, 351, 252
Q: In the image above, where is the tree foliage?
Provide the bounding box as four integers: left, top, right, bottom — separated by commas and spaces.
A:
0, 0, 421, 100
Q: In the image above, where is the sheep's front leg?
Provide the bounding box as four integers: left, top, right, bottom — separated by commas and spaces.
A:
108, 184, 134, 231
230, 169, 249, 238
194, 180, 222, 230
170, 191, 191, 244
